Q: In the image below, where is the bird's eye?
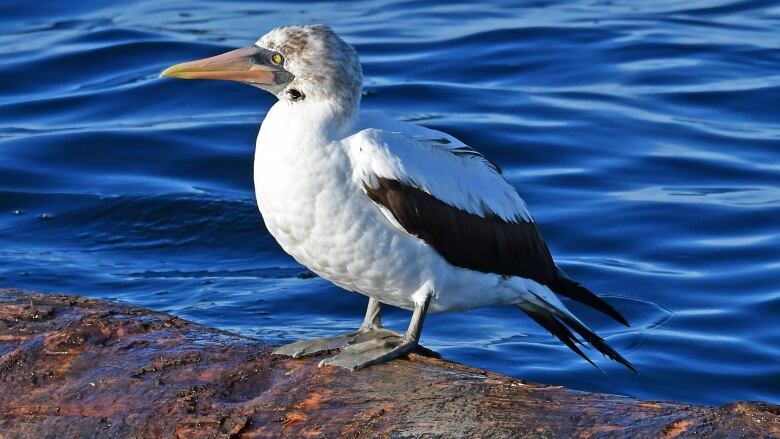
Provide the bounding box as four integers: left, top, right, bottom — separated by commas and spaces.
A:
271, 53, 284, 65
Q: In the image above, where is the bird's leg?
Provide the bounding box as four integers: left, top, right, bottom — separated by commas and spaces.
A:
319, 292, 435, 370
273, 298, 397, 358
360, 296, 382, 330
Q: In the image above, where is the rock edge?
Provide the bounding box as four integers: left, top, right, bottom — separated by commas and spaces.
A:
1, 288, 778, 438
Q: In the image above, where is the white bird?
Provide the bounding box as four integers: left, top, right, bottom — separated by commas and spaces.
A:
161, 24, 634, 371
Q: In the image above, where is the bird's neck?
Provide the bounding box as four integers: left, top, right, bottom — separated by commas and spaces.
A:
254, 96, 358, 209
266, 96, 360, 140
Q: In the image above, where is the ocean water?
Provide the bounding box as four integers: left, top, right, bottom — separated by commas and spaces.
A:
1, 0, 779, 406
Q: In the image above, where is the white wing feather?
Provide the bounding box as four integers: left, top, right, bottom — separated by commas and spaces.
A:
343, 115, 532, 223
355, 111, 501, 172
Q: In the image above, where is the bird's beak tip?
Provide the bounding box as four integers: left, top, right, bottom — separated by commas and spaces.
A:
159, 64, 184, 79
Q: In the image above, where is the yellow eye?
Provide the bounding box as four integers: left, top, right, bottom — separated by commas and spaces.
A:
272, 53, 284, 64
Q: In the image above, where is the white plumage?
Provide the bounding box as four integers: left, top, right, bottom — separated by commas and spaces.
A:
348, 113, 532, 223
255, 101, 540, 311
162, 24, 634, 371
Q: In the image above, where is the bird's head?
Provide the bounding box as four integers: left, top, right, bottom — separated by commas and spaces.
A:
161, 24, 362, 110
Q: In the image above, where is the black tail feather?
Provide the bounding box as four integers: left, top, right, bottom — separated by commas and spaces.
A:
547, 274, 630, 327
523, 307, 597, 369
556, 309, 637, 373
519, 304, 637, 373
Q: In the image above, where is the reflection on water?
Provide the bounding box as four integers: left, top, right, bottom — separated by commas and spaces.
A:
613, 185, 780, 206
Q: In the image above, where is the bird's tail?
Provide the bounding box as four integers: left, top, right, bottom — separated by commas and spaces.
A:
516, 284, 636, 373
547, 268, 629, 327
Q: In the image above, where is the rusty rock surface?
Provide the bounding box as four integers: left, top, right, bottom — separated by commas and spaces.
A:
1, 288, 778, 438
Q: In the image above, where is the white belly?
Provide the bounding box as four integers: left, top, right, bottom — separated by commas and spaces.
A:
254, 132, 440, 310
252, 104, 524, 312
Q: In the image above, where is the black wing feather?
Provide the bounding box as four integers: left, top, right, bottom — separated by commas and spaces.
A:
364, 177, 557, 283
364, 177, 628, 324
548, 275, 629, 327
364, 176, 633, 370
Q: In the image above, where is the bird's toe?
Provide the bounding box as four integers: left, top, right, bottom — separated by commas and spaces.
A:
273, 332, 359, 358
318, 336, 415, 370
273, 327, 403, 359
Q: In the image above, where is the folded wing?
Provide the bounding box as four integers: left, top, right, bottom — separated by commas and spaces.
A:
343, 124, 633, 371
344, 127, 554, 283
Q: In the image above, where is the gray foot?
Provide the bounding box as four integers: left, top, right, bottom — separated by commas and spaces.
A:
273, 327, 398, 359
276, 294, 439, 370
318, 334, 416, 370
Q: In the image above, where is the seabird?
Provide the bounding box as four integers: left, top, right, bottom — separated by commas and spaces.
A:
161, 24, 635, 371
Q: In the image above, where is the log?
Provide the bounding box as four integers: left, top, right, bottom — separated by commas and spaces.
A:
1, 288, 778, 438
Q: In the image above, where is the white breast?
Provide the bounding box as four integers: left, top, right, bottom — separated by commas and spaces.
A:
253, 102, 442, 309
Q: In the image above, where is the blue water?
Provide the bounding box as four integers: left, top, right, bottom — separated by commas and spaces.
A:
2, 0, 779, 406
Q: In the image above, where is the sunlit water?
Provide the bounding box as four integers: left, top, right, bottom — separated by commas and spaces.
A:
1, 0, 779, 405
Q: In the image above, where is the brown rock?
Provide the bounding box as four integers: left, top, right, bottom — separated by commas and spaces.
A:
0, 288, 778, 438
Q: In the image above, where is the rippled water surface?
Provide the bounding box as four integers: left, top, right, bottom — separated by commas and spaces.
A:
2, 0, 779, 405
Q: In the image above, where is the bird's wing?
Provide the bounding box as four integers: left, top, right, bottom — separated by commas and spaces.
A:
343, 126, 558, 285
344, 124, 632, 360
355, 110, 503, 173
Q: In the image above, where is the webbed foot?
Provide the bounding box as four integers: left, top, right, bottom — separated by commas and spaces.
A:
318, 334, 416, 370
275, 295, 437, 370
273, 327, 398, 358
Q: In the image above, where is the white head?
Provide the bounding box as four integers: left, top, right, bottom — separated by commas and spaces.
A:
161, 25, 363, 115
